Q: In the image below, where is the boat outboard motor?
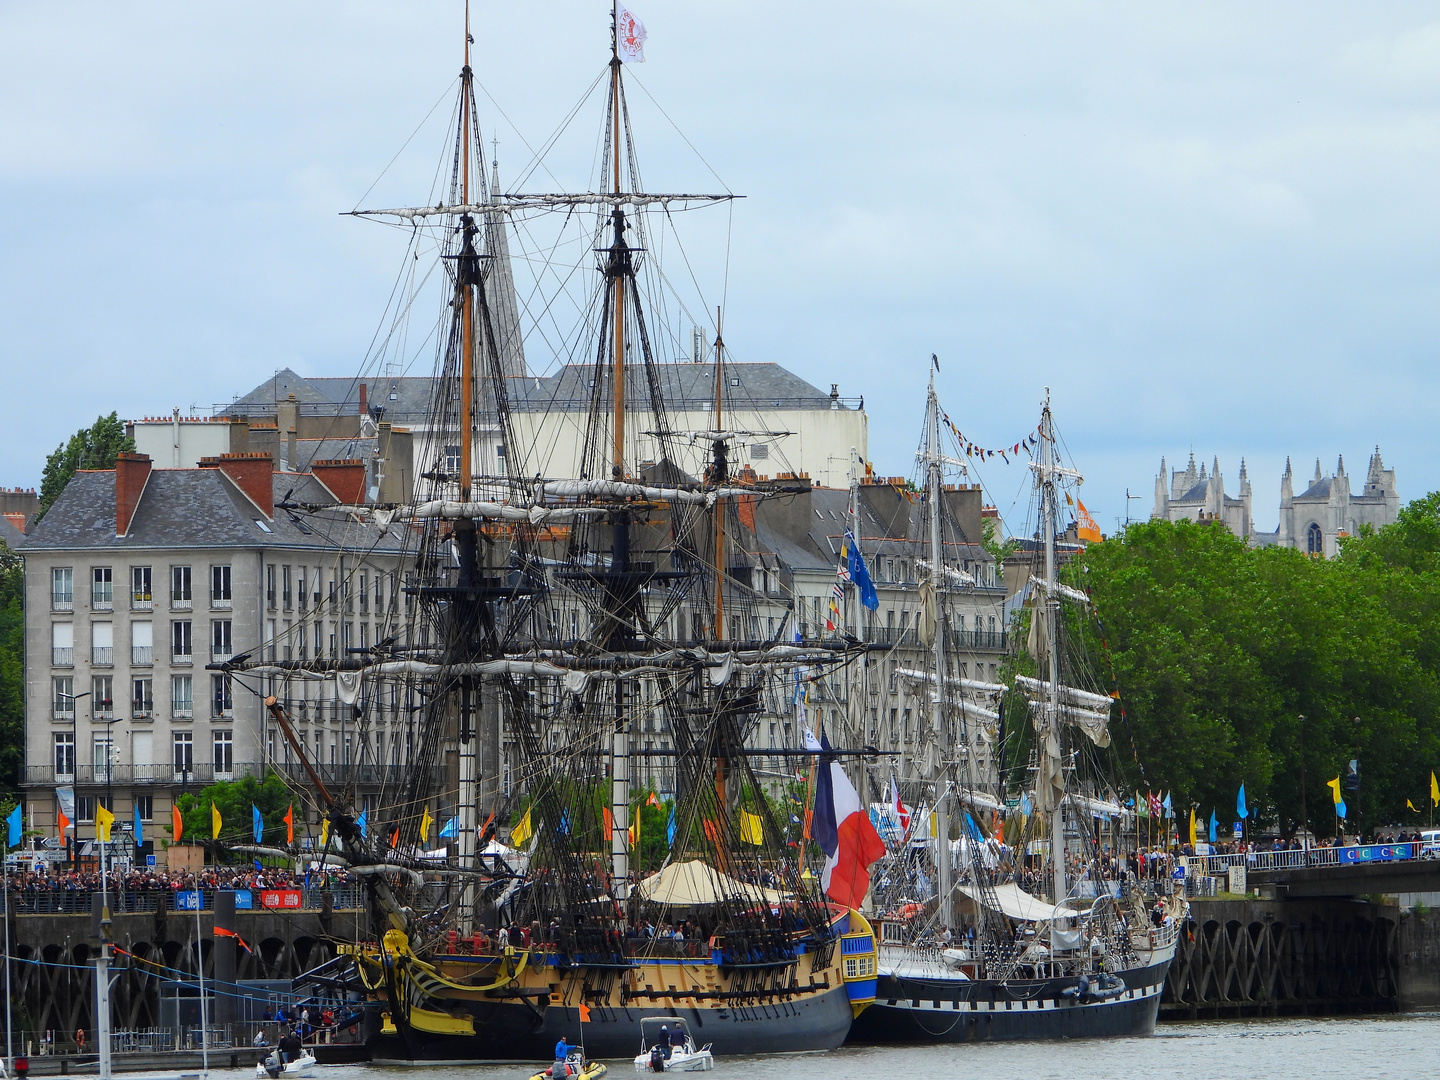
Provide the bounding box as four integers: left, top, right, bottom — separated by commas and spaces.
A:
263, 1051, 282, 1079
650, 1045, 668, 1072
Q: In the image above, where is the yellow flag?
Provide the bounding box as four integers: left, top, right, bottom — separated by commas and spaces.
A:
1432, 771, 1439, 807
1327, 776, 1342, 805
1408, 799, 1418, 812
212, 803, 223, 839
510, 808, 533, 847
629, 806, 640, 849
739, 810, 764, 846
420, 807, 433, 843
96, 804, 115, 843
1189, 809, 1198, 846
319, 817, 330, 848
929, 811, 938, 838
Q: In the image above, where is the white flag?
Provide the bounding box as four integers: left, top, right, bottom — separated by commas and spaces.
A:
617, 4, 647, 64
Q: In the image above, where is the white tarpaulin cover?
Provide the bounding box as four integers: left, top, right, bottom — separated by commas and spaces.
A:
957, 881, 1075, 923
636, 859, 786, 907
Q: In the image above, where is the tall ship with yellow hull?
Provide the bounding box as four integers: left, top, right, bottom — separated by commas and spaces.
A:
215, 2, 877, 1062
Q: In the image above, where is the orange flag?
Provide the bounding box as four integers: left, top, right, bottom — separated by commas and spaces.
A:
602, 807, 614, 841
390, 826, 400, 848
284, 805, 294, 845
58, 809, 71, 837
172, 804, 183, 842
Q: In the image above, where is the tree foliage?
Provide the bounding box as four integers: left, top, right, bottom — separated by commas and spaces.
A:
173, 773, 297, 857
37, 412, 135, 521
0, 542, 22, 802
1071, 509, 1440, 838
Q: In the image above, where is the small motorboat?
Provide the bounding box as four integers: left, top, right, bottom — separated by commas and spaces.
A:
257, 1052, 317, 1078
1061, 972, 1126, 1002
528, 1049, 608, 1080
633, 1017, 713, 1073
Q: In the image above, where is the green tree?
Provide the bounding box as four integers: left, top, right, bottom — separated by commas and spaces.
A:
36, 412, 135, 521
0, 541, 22, 802
172, 773, 297, 859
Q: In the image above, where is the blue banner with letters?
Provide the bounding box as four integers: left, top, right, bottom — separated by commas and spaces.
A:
230, 889, 253, 910
1340, 842, 1414, 864
175, 890, 203, 910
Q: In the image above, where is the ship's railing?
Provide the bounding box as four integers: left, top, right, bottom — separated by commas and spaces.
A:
1186, 846, 1350, 876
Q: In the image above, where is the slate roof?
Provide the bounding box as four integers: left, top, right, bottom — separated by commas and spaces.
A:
0, 516, 25, 550
1297, 477, 1334, 500
228, 363, 853, 424
21, 469, 406, 555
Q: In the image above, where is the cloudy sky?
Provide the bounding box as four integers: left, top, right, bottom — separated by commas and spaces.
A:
3, 2, 1438, 535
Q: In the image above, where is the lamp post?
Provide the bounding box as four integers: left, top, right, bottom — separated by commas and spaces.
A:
1297, 714, 1308, 855
57, 691, 91, 867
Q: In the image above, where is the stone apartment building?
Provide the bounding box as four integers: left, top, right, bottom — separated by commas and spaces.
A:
19, 451, 408, 865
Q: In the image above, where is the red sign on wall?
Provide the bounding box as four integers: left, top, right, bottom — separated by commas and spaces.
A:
260, 889, 303, 909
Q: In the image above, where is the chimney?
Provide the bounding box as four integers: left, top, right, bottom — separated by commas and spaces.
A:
278, 393, 299, 471
359, 382, 368, 417
216, 452, 275, 518
312, 459, 367, 506
115, 452, 152, 536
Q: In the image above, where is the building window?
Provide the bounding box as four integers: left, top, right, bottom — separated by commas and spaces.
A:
211, 619, 232, 661
210, 565, 232, 607
265, 619, 276, 662
92, 734, 114, 771
213, 730, 233, 777
282, 565, 292, 610
266, 564, 276, 609
54, 733, 75, 778
171, 565, 192, 608
359, 572, 368, 613
1307, 522, 1323, 555
212, 674, 233, 716
172, 674, 193, 717
92, 567, 113, 609
131, 620, 153, 665
172, 620, 192, 660
51, 567, 73, 610
52, 676, 75, 719
172, 732, 194, 776
297, 567, 308, 612
134, 794, 153, 821
444, 444, 461, 475
375, 574, 384, 611
77, 796, 97, 823
92, 675, 114, 717
131, 566, 152, 609
132, 677, 154, 716
90, 622, 112, 666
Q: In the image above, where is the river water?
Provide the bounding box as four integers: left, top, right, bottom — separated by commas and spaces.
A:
224, 1014, 1440, 1080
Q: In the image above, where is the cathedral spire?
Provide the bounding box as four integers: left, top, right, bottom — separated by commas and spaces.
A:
1313, 458, 1323, 483
483, 148, 528, 379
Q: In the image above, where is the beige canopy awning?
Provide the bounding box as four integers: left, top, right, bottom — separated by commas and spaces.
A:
635, 860, 787, 907
957, 882, 1076, 923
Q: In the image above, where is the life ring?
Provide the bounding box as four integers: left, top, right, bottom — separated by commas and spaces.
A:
76, 1029, 85, 1048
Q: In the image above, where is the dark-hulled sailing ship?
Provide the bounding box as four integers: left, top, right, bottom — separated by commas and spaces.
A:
215, 3, 877, 1063
844, 383, 1181, 1044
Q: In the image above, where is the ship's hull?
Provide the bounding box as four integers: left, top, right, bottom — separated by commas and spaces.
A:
846, 940, 1174, 1044
364, 982, 856, 1062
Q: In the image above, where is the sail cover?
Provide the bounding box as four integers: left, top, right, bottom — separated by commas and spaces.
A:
636, 860, 786, 906
957, 882, 1074, 924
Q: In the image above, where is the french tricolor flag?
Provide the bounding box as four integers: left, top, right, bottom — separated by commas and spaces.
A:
812, 733, 887, 909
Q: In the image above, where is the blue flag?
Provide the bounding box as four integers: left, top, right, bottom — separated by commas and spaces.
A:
1237, 785, 1248, 821
963, 812, 984, 841
5, 804, 20, 848
133, 803, 143, 847
559, 810, 570, 835
667, 808, 677, 846
1208, 811, 1218, 843
845, 531, 879, 611
254, 859, 264, 873
252, 804, 263, 843
439, 816, 458, 839
1019, 791, 1033, 816
357, 811, 368, 838
1162, 792, 1173, 819
1336, 799, 1347, 819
